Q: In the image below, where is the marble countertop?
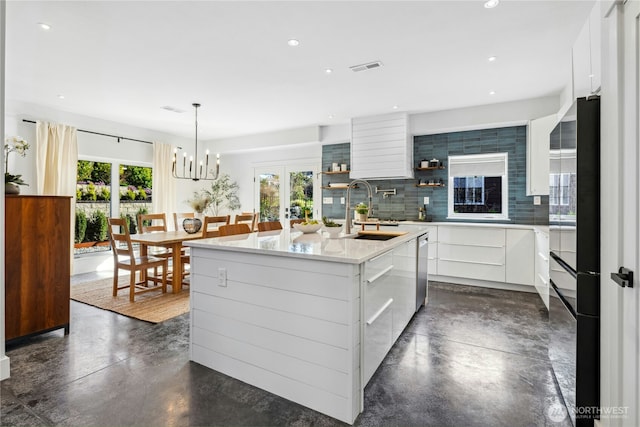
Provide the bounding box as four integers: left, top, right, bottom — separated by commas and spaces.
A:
185, 226, 428, 264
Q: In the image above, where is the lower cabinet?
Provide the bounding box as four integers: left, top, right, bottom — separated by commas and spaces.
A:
363, 240, 417, 384
5, 195, 71, 341
534, 227, 550, 308
505, 229, 535, 285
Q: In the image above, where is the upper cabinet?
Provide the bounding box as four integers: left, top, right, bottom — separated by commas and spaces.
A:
350, 112, 414, 180
527, 114, 557, 195
572, 3, 601, 98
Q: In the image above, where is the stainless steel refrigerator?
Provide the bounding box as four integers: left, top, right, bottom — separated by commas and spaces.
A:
548, 96, 600, 427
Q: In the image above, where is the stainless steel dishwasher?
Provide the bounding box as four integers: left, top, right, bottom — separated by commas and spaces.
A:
416, 232, 428, 311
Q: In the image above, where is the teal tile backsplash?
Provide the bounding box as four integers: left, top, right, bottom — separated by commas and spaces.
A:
321, 125, 549, 225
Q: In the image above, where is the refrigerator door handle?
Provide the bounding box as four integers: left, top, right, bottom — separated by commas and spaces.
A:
610, 267, 634, 288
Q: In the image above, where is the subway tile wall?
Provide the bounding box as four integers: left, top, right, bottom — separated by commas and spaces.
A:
321, 126, 549, 225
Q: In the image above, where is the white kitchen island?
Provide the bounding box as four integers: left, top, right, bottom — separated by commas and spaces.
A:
185, 226, 426, 424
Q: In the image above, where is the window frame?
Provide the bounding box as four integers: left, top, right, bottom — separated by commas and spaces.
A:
447, 152, 509, 221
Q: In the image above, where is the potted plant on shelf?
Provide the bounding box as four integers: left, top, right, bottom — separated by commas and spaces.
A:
355, 202, 369, 222
4, 136, 30, 194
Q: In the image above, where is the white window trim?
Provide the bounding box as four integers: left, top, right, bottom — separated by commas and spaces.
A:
447, 152, 509, 221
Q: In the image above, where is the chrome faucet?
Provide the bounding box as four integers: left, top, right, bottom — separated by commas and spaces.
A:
345, 179, 373, 235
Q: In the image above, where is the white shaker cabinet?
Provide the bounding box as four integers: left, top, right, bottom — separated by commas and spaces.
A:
505, 229, 535, 286
437, 226, 506, 282
572, 3, 601, 98
527, 114, 557, 195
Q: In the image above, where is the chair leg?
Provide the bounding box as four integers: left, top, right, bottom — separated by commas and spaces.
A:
129, 272, 136, 302
161, 261, 167, 294
113, 272, 119, 297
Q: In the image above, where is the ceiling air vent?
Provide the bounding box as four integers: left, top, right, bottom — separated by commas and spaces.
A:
161, 105, 186, 113
350, 61, 383, 72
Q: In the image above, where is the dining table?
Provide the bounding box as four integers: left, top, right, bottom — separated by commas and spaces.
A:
129, 230, 206, 293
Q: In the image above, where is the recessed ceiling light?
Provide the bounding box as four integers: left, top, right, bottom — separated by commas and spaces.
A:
484, 0, 499, 9
489, 91, 496, 95
328, 114, 334, 119
392, 105, 399, 110
287, 39, 300, 47
37, 22, 51, 30
325, 68, 333, 74
488, 56, 497, 62
57, 94, 65, 100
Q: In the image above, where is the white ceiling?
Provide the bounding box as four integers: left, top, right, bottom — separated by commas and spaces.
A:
6, 0, 595, 141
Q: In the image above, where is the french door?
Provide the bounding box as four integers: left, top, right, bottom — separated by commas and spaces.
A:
254, 163, 319, 228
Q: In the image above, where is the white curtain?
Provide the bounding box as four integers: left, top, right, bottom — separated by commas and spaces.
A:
152, 142, 176, 227
35, 121, 78, 271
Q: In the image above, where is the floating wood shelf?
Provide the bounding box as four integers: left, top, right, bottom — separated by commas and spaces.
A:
415, 183, 446, 188
321, 170, 350, 175
415, 166, 445, 171
322, 185, 357, 190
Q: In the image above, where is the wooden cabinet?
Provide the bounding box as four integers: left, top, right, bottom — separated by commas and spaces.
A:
5, 195, 71, 341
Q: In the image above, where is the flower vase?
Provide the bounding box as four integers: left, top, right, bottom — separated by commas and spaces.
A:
5, 183, 20, 195
355, 213, 368, 222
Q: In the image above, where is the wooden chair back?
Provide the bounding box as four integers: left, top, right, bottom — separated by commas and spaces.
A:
257, 221, 283, 232
173, 212, 195, 231
108, 217, 136, 262
138, 213, 167, 233
107, 217, 168, 302
235, 213, 257, 231
218, 223, 251, 236
202, 215, 231, 238
290, 218, 305, 228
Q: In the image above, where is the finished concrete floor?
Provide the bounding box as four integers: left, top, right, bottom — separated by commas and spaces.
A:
1, 277, 571, 426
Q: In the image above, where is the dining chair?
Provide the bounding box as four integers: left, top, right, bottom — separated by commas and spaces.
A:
235, 213, 258, 232
137, 212, 174, 280
202, 215, 231, 238
218, 223, 252, 236
173, 212, 195, 231
107, 217, 167, 302
138, 213, 168, 233
290, 218, 305, 228
257, 221, 283, 231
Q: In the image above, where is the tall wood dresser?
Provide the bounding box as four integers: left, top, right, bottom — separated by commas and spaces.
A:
5, 195, 72, 341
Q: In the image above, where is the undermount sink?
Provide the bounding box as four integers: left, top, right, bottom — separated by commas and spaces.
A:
352, 234, 398, 241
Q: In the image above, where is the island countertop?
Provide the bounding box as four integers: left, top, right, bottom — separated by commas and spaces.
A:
185, 226, 428, 264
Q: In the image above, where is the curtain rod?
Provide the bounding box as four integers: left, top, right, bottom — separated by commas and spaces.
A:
22, 119, 154, 145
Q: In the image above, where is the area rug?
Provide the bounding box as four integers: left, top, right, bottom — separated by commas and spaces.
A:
70, 277, 190, 323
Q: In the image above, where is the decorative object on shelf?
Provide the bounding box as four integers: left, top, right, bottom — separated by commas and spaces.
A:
429, 158, 440, 167
355, 202, 369, 222
172, 103, 220, 181
4, 135, 30, 194
420, 159, 429, 168
182, 217, 203, 234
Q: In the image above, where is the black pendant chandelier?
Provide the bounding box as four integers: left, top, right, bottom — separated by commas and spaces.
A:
172, 103, 220, 181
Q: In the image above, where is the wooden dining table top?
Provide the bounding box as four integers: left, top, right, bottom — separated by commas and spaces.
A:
129, 230, 205, 245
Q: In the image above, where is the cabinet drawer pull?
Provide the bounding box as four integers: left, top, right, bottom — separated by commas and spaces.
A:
367, 265, 394, 283
439, 258, 504, 266
537, 252, 549, 262
366, 298, 393, 325
367, 251, 392, 263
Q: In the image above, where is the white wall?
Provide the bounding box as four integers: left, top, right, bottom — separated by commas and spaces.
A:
0, 0, 10, 381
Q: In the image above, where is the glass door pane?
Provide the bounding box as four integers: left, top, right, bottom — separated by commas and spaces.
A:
289, 170, 314, 221
258, 171, 281, 222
